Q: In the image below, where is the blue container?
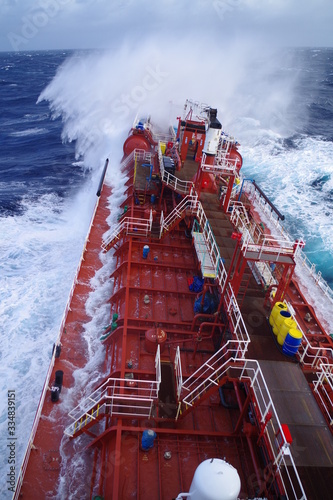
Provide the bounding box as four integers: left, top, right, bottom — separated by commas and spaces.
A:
151, 194, 156, 204
141, 429, 156, 450
283, 328, 302, 357
142, 245, 150, 259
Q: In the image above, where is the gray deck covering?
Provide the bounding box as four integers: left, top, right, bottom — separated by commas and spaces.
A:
259, 360, 333, 468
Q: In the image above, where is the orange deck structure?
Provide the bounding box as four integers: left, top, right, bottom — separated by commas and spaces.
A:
15, 101, 333, 499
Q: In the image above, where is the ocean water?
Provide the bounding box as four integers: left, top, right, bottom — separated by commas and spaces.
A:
0, 47, 332, 497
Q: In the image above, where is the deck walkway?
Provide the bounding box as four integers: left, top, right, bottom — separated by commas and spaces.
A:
186, 185, 333, 499
260, 360, 333, 469
260, 360, 333, 500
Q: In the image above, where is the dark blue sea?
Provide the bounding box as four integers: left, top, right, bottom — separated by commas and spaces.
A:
0, 47, 332, 496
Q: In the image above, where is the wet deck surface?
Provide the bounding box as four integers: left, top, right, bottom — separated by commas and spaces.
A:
19, 135, 333, 500
194, 187, 333, 498
260, 360, 333, 468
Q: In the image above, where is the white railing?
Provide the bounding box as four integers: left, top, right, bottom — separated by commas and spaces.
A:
182, 99, 209, 122
155, 344, 161, 386
121, 148, 152, 171
13, 182, 108, 499
102, 213, 153, 251
67, 375, 160, 420
159, 191, 250, 353
174, 346, 183, 400
237, 359, 307, 499
298, 339, 333, 370
65, 346, 161, 438
65, 376, 161, 438
229, 200, 250, 228
223, 283, 251, 348
162, 169, 195, 195
177, 352, 306, 498
195, 202, 227, 284
181, 341, 247, 407
161, 194, 199, 235
65, 395, 154, 438
152, 130, 174, 143
179, 356, 306, 497
158, 141, 194, 195
313, 363, 333, 426
295, 250, 333, 304
187, 198, 249, 350
283, 300, 333, 369
244, 181, 333, 304
201, 151, 239, 175
230, 202, 279, 287
159, 210, 164, 239
241, 229, 295, 260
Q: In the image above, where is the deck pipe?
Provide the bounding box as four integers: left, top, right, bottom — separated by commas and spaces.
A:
233, 381, 264, 494
237, 177, 253, 202
251, 180, 285, 221
96, 158, 109, 197
219, 383, 238, 410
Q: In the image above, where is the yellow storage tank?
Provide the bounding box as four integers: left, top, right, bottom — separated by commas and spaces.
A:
269, 302, 287, 328
277, 318, 297, 346
273, 309, 292, 336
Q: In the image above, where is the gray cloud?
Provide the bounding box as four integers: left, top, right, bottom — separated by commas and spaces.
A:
0, 0, 332, 52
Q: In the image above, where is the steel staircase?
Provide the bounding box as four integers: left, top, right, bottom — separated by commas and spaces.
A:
157, 142, 194, 195
159, 194, 199, 237
65, 346, 161, 438
176, 341, 244, 419
102, 213, 153, 252
64, 378, 157, 438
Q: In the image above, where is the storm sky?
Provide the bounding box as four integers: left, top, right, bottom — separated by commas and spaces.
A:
0, 0, 332, 52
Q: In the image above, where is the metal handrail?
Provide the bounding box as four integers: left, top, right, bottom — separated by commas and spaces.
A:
284, 300, 333, 370
179, 355, 306, 498
68, 376, 160, 421
174, 346, 183, 400
65, 377, 160, 438
161, 194, 199, 234
181, 341, 247, 397
102, 216, 151, 250
158, 141, 194, 195
281, 301, 333, 426
244, 181, 333, 304
313, 363, 333, 426
238, 359, 306, 499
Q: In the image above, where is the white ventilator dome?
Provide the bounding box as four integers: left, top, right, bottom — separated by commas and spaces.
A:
188, 458, 241, 500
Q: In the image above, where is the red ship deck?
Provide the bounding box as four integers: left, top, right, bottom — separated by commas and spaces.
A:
16, 107, 333, 500
17, 183, 112, 499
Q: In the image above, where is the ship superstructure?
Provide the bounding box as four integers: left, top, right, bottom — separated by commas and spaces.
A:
15, 100, 333, 499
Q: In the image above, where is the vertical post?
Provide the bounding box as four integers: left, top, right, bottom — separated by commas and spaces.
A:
223, 174, 235, 213
230, 250, 247, 298
158, 183, 165, 211
217, 232, 242, 313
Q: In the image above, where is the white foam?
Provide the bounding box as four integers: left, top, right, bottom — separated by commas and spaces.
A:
10, 127, 48, 137
240, 134, 333, 284
0, 188, 101, 496
3, 45, 332, 497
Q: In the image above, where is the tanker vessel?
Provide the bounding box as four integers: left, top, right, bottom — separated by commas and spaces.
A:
14, 100, 333, 499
